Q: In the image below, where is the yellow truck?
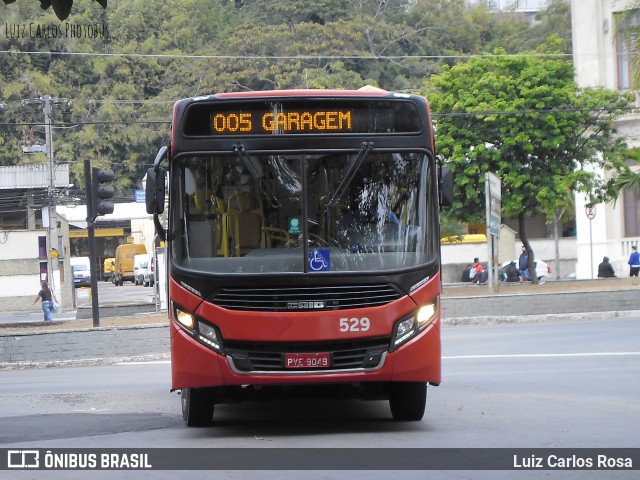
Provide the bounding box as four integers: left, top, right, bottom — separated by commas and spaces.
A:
113, 244, 147, 286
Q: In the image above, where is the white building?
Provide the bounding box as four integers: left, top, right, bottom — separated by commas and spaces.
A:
0, 164, 72, 311
571, 0, 640, 278
467, 0, 551, 12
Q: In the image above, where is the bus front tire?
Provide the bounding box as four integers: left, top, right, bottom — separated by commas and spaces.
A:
389, 382, 427, 421
181, 388, 214, 427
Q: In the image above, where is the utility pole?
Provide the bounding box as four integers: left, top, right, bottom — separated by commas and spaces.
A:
22, 96, 70, 300
42, 96, 58, 296
84, 160, 100, 327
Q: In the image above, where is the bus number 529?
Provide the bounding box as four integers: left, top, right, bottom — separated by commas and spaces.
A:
339, 317, 370, 332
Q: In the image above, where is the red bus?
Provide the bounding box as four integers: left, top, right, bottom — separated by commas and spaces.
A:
145, 88, 453, 426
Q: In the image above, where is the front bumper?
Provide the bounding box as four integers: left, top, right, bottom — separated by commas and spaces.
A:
170, 318, 440, 390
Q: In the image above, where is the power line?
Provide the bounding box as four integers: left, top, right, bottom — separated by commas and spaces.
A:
0, 120, 171, 126
1, 106, 633, 127
0, 49, 576, 60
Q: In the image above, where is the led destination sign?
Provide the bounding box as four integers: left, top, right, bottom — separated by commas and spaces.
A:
212, 110, 352, 134
181, 99, 423, 136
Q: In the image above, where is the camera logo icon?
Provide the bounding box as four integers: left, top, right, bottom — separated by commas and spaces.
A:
7, 450, 40, 469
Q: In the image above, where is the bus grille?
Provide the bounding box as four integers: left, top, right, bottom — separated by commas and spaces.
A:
225, 338, 390, 372
211, 284, 402, 311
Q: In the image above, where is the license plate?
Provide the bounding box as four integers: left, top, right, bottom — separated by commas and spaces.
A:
284, 352, 330, 369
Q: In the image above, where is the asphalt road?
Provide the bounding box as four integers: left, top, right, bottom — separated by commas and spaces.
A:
1, 316, 638, 479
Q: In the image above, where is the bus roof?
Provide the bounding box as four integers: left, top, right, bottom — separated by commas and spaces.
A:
203, 88, 394, 101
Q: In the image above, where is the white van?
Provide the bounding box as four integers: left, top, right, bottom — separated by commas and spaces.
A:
70, 256, 91, 288
133, 253, 151, 286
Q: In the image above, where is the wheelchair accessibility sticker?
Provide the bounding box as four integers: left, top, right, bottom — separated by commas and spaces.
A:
308, 249, 330, 271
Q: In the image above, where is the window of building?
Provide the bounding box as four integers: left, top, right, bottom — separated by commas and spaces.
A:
39, 261, 48, 282
623, 187, 640, 237
38, 236, 47, 258
623, 158, 640, 237
615, 10, 640, 91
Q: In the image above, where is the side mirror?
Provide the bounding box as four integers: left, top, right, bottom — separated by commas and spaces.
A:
146, 146, 168, 214
146, 146, 169, 241
440, 167, 454, 207
145, 166, 166, 215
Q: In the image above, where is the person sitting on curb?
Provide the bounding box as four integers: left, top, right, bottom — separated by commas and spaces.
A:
504, 261, 521, 282
597, 256, 616, 278
470, 257, 484, 284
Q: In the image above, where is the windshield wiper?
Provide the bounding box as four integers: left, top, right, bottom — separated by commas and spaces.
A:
232, 144, 280, 209
327, 142, 373, 207
183, 193, 191, 265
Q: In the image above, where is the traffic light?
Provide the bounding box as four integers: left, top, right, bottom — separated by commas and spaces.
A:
91, 167, 115, 221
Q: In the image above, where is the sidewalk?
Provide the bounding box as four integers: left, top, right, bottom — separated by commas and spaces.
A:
1, 277, 637, 329
442, 276, 640, 298
1, 277, 638, 368
0, 309, 78, 326
441, 277, 640, 325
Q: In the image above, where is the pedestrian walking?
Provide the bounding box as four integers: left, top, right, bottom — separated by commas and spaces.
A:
33, 281, 54, 321
628, 246, 640, 277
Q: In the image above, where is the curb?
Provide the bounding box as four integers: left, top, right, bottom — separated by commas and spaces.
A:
2, 308, 639, 370
443, 309, 640, 326
0, 323, 169, 370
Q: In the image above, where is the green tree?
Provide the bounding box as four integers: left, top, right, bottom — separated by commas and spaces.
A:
609, 148, 640, 199
498, 0, 572, 54
0, 0, 587, 200
421, 41, 631, 283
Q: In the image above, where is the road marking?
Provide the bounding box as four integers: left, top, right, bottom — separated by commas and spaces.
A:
116, 354, 640, 364
115, 360, 171, 365
444, 352, 640, 359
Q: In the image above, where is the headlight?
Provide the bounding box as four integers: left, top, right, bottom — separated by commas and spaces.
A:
417, 303, 437, 326
173, 303, 224, 355
197, 320, 224, 354
390, 299, 438, 351
175, 307, 195, 329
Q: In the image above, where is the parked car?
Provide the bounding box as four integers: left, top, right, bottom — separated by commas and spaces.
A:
70, 256, 91, 288
500, 259, 551, 281
133, 253, 151, 286
143, 255, 155, 288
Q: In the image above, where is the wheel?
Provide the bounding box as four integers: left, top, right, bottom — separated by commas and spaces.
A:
389, 382, 427, 421
181, 388, 214, 427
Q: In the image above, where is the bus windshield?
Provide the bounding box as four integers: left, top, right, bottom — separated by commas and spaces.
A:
171, 150, 437, 274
